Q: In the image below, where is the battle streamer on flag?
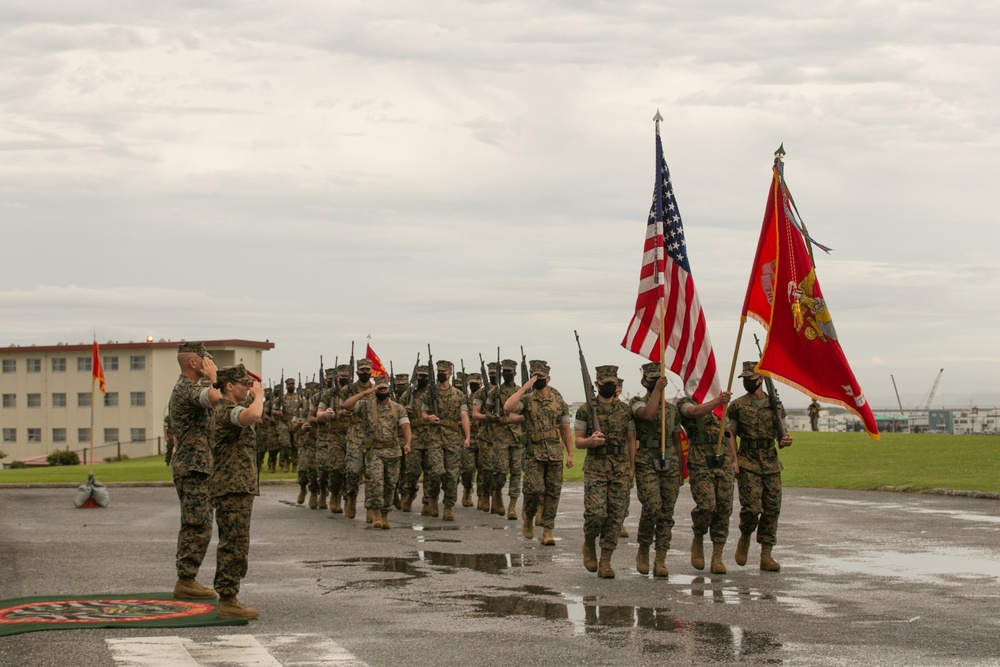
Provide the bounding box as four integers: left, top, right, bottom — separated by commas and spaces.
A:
621, 112, 721, 406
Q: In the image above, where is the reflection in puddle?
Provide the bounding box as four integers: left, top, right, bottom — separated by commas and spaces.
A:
306, 550, 545, 592
412, 525, 463, 531
456, 589, 782, 660
686, 577, 772, 605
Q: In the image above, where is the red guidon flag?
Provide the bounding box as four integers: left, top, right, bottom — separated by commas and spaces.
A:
92, 340, 106, 396
744, 166, 879, 440
621, 114, 721, 405
365, 343, 388, 378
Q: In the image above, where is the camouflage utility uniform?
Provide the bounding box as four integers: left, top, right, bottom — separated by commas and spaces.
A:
488, 360, 525, 516
422, 360, 470, 516
354, 382, 410, 517
207, 371, 259, 603
576, 364, 635, 571
679, 397, 735, 547
629, 362, 683, 576
169, 372, 215, 582
399, 368, 435, 511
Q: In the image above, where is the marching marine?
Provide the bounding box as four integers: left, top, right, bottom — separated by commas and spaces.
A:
728, 361, 793, 571
629, 363, 684, 577
421, 360, 471, 521
574, 364, 636, 578
504, 360, 573, 545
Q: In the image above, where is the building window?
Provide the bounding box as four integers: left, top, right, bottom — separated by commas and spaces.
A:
104, 428, 119, 443
103, 356, 119, 371
130, 391, 146, 407
2, 394, 14, 408
52, 393, 67, 408
52, 358, 66, 372
104, 392, 119, 408
2, 359, 14, 373
2, 428, 15, 443
27, 428, 41, 443
78, 428, 91, 443
27, 393, 41, 408
53, 428, 67, 443
78, 392, 92, 408
77, 357, 92, 372
130, 428, 146, 442
27, 359, 41, 373
130, 355, 146, 371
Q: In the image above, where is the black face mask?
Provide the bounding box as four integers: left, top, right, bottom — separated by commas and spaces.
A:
533, 378, 547, 391
643, 380, 657, 393
489, 375, 498, 385
338, 378, 350, 387
357, 373, 371, 383
502, 372, 516, 383
417, 378, 429, 389
743, 377, 762, 394
469, 383, 481, 393
376, 391, 390, 402
437, 373, 448, 384
598, 383, 617, 399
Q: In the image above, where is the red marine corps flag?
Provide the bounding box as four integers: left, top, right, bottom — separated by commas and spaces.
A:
622, 111, 722, 405
742, 149, 879, 440
365, 338, 388, 378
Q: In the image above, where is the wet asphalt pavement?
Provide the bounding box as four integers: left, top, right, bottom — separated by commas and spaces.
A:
1, 483, 999, 666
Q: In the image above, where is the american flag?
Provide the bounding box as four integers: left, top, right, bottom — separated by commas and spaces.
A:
621, 117, 721, 403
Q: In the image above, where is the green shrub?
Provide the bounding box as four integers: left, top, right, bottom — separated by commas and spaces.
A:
46, 449, 81, 466
8, 460, 27, 469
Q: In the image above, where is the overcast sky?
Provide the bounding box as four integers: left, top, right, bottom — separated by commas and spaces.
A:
2, 1, 997, 411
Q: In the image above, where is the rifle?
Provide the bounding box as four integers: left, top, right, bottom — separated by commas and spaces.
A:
459, 359, 468, 397
753, 333, 788, 445
574, 330, 602, 437
479, 353, 491, 392
427, 344, 438, 416
407, 353, 420, 410
348, 341, 356, 397
495, 347, 503, 418
276, 369, 285, 419
390, 360, 396, 400
297, 372, 304, 419
319, 355, 324, 389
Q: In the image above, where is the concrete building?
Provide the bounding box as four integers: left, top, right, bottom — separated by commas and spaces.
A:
0, 339, 273, 464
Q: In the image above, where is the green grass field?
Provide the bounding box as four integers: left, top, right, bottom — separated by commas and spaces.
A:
2, 431, 999, 493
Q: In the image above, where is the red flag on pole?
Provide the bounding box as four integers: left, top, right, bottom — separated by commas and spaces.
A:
92, 340, 106, 396
365, 343, 387, 378
622, 116, 721, 404
743, 166, 879, 440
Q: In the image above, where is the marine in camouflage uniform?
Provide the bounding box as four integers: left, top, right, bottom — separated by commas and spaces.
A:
727, 361, 794, 572
341, 358, 375, 519
307, 368, 337, 510
575, 364, 636, 579
314, 364, 352, 514
398, 365, 434, 513
294, 381, 319, 505
461, 372, 486, 507
629, 363, 684, 578
272, 377, 301, 473
259, 388, 279, 472
486, 359, 525, 518
342, 375, 412, 529
505, 360, 573, 546
168, 342, 220, 600
207, 363, 263, 620
455, 372, 476, 507
421, 360, 471, 521
678, 387, 736, 575
391, 373, 411, 509
470, 367, 498, 513
808, 400, 821, 432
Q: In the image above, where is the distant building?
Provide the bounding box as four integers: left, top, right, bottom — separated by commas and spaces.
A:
0, 339, 273, 464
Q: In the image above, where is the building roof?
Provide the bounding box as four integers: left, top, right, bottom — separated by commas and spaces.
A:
1, 339, 275, 354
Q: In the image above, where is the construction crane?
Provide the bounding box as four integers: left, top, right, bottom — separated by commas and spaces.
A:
920, 369, 944, 410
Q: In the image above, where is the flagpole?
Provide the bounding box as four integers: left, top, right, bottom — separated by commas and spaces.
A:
653, 110, 668, 459
89, 336, 96, 476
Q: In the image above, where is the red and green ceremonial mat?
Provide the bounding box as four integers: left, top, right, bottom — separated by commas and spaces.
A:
0, 593, 248, 636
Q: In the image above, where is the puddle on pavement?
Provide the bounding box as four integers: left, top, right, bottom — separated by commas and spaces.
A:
416, 537, 462, 544
454, 588, 782, 659
306, 550, 547, 592
412, 524, 463, 531
685, 577, 772, 605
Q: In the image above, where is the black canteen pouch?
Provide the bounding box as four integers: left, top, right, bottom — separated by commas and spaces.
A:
652, 456, 671, 473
